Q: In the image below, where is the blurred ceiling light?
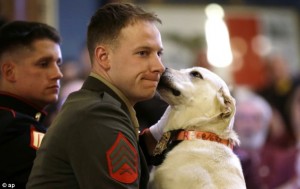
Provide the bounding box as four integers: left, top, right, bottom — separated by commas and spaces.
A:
205, 3, 233, 68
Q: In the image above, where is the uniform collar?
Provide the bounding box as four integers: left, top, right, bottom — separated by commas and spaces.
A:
89, 73, 140, 139
0, 91, 47, 122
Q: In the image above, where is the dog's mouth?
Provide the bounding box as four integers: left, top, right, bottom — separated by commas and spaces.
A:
157, 76, 181, 96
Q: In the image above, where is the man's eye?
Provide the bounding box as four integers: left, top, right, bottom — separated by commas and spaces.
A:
138, 51, 148, 56
39, 61, 49, 68
190, 71, 203, 79
57, 60, 62, 67
157, 51, 163, 57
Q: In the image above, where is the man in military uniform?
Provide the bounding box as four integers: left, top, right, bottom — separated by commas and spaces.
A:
0, 21, 63, 188
27, 3, 167, 189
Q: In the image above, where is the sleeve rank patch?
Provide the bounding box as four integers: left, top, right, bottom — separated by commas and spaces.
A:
30, 126, 45, 150
106, 132, 138, 184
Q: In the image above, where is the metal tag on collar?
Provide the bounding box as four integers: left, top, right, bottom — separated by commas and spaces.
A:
153, 131, 171, 156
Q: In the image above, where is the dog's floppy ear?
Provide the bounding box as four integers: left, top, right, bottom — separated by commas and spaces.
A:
217, 87, 235, 120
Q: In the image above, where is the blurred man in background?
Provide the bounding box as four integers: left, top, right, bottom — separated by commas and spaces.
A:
0, 21, 62, 188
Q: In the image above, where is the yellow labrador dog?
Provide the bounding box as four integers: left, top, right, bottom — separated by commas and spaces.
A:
150, 67, 246, 189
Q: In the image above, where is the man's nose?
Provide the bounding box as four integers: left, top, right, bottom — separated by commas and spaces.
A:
152, 56, 165, 74
52, 64, 63, 80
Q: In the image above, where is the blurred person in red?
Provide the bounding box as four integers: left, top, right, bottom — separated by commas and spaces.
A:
278, 86, 300, 188
257, 52, 300, 147
234, 87, 296, 189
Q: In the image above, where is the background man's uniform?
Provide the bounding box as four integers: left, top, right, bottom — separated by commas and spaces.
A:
0, 92, 47, 188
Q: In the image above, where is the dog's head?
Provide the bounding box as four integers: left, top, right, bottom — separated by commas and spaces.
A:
157, 67, 238, 142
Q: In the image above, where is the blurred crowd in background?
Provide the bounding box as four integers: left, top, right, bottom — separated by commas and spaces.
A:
1, 0, 300, 188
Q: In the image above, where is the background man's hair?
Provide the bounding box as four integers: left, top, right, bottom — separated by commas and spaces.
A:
0, 21, 61, 57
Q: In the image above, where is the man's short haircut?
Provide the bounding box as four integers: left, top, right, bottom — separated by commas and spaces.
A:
0, 20, 61, 57
87, 2, 161, 62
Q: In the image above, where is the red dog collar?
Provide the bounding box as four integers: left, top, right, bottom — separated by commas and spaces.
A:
176, 130, 233, 150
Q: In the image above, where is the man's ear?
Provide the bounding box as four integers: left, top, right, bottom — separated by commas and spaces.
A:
94, 45, 110, 70
1, 61, 16, 82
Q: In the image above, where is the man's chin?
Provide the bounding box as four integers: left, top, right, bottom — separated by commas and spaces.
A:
44, 95, 59, 105
137, 92, 156, 102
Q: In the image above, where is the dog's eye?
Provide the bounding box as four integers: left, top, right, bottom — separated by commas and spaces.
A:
190, 71, 203, 79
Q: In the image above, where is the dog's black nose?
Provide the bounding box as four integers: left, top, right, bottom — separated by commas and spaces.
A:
161, 67, 169, 77
162, 67, 168, 74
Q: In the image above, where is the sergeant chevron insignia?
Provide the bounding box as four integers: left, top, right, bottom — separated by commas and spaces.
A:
106, 132, 138, 183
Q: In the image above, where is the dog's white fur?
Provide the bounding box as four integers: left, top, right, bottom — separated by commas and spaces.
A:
150, 67, 246, 189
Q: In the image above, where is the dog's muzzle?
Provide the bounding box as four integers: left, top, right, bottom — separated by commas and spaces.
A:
157, 71, 181, 96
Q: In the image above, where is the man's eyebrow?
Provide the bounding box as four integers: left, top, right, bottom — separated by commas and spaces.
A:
36, 56, 62, 63
136, 46, 164, 51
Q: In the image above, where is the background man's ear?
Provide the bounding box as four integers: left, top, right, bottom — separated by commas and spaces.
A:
1, 62, 16, 82
94, 46, 110, 70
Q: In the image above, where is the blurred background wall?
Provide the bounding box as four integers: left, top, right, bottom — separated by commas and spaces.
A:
1, 0, 299, 90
